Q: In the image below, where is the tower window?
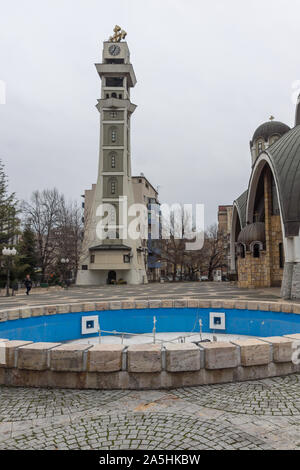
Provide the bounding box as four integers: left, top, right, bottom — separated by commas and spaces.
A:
119, 94, 122, 99
111, 92, 117, 98
111, 129, 117, 142
106, 77, 123, 87
110, 111, 117, 118
111, 154, 116, 168
111, 180, 116, 194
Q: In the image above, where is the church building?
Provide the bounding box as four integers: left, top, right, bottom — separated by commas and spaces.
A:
230, 94, 300, 300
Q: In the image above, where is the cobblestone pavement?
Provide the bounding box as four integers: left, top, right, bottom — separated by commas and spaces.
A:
0, 375, 300, 450
0, 282, 284, 310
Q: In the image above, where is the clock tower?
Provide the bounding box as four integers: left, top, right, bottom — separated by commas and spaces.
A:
76, 28, 147, 285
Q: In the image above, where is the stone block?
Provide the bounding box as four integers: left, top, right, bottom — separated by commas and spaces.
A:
121, 301, 135, 309
7, 309, 20, 320
83, 303, 96, 312
268, 302, 281, 312
44, 305, 57, 315
222, 300, 235, 309
127, 344, 161, 372
18, 342, 60, 370
161, 300, 173, 308
174, 299, 187, 308
57, 304, 71, 314
235, 301, 247, 310
200, 342, 239, 369
258, 302, 270, 311
50, 343, 92, 371
198, 300, 211, 309
149, 300, 161, 309
95, 302, 109, 311
187, 299, 199, 308
292, 303, 300, 314
87, 344, 125, 372
110, 301, 122, 310
247, 301, 259, 311
135, 300, 149, 309
261, 336, 294, 362
70, 303, 82, 313
211, 300, 223, 309
280, 303, 293, 313
284, 333, 300, 340
231, 339, 271, 366
19, 308, 32, 319
165, 343, 201, 372
2, 340, 33, 368
0, 311, 7, 322
31, 307, 45, 317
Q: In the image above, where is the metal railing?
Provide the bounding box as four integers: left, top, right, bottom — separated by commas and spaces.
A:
97, 316, 205, 345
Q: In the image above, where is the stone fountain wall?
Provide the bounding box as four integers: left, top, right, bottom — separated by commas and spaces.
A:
0, 299, 299, 390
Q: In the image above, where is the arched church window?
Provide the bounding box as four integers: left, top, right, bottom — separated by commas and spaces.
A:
241, 245, 245, 258
257, 141, 263, 154
253, 244, 260, 258
111, 92, 117, 98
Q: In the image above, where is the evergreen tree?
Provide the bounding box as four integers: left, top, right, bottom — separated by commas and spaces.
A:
0, 159, 20, 287
17, 224, 38, 279
0, 159, 19, 248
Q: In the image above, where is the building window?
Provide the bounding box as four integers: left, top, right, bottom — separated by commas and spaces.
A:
253, 244, 260, 258
111, 180, 116, 194
111, 129, 117, 143
111, 154, 116, 168
110, 111, 117, 119
279, 242, 284, 268
240, 244, 245, 259
106, 77, 123, 87
119, 93, 122, 99
111, 92, 117, 98
123, 254, 131, 263
90, 254, 95, 263
82, 265, 88, 270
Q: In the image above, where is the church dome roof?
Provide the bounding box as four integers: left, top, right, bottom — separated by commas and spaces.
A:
264, 125, 300, 237
251, 120, 290, 145
237, 222, 265, 244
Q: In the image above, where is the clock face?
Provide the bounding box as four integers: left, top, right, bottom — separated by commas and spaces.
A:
109, 44, 121, 56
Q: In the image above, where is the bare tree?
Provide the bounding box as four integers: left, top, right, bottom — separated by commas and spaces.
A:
201, 224, 227, 281
22, 189, 64, 281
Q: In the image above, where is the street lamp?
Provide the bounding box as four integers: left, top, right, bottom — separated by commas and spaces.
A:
2, 247, 17, 297
61, 258, 69, 288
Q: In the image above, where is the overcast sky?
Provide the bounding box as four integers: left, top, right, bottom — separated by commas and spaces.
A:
1, 0, 299, 227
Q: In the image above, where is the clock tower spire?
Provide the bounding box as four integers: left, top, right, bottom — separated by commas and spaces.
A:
76, 29, 147, 285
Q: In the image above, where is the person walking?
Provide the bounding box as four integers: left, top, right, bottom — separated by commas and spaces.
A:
24, 274, 32, 295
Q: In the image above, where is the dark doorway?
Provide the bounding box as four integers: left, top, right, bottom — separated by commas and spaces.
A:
107, 270, 117, 284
